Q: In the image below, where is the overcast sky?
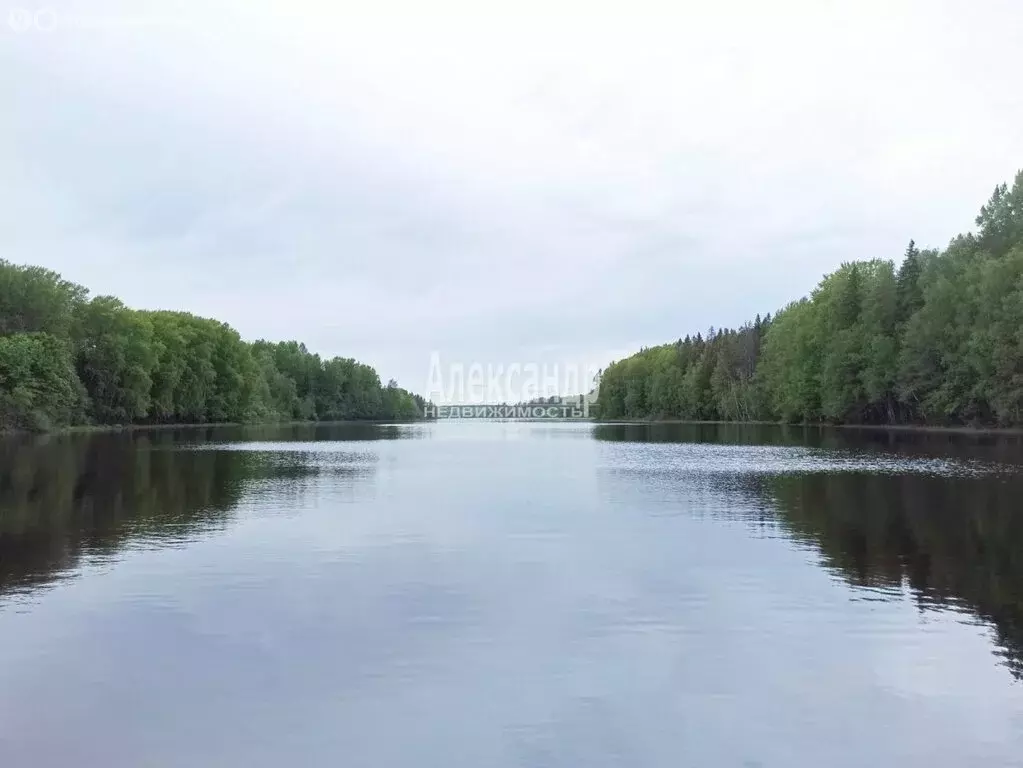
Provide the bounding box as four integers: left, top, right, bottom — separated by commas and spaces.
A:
3, 0, 1022, 399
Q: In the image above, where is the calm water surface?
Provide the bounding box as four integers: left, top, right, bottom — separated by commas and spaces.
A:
1, 422, 1023, 766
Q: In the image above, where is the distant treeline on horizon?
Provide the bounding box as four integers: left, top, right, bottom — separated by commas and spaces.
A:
597, 170, 1023, 427
0, 265, 429, 432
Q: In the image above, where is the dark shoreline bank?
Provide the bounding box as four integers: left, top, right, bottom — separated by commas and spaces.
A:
0, 418, 432, 437
593, 419, 1023, 436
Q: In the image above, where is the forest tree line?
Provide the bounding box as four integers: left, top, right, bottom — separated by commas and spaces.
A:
598, 170, 1023, 426
0, 266, 428, 431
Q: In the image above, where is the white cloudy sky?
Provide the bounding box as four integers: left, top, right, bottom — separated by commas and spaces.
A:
2, 0, 1022, 398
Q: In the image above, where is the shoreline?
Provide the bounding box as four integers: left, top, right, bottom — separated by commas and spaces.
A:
591, 419, 1023, 436
7, 419, 1023, 438
0, 418, 431, 437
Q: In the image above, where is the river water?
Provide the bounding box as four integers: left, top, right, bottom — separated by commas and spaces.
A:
1, 422, 1022, 766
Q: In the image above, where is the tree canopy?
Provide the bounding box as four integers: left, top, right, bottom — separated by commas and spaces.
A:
0, 261, 427, 431
598, 170, 1023, 427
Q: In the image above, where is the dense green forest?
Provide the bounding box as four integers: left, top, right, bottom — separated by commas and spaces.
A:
598, 171, 1023, 426
0, 265, 428, 431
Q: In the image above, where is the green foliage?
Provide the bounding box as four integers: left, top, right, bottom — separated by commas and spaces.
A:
976, 171, 1023, 258
0, 265, 426, 431
0, 261, 87, 337
598, 169, 1023, 427
74, 297, 158, 423
381, 379, 424, 420
0, 333, 83, 431
759, 301, 819, 421
895, 240, 925, 324
600, 325, 768, 422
